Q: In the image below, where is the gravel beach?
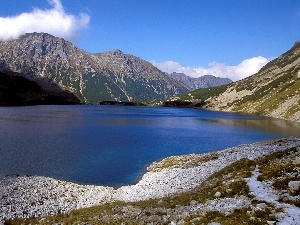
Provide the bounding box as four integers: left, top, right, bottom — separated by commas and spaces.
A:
1, 136, 299, 221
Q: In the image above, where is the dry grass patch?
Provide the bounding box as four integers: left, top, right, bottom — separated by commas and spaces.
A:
148, 152, 219, 172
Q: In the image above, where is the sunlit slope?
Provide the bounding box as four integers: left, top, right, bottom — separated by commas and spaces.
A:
179, 42, 300, 122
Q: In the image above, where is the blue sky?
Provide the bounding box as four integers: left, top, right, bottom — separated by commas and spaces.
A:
0, 0, 299, 80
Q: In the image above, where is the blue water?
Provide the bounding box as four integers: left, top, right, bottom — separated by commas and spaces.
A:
0, 105, 299, 186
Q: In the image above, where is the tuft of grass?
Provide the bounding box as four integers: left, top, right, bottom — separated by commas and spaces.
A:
184, 207, 277, 225
257, 147, 299, 184
148, 152, 219, 172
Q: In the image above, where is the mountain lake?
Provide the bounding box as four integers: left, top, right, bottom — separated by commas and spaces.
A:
0, 105, 299, 186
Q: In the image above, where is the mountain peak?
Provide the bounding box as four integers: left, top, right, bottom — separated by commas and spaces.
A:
99, 49, 128, 59
20, 32, 65, 42
111, 49, 124, 55
22, 32, 54, 38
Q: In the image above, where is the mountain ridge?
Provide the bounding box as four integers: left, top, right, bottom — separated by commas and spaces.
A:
168, 72, 232, 90
0, 33, 189, 104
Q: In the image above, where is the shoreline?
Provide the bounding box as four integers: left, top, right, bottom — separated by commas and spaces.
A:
1, 136, 300, 220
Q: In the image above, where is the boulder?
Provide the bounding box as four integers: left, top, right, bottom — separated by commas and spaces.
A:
288, 181, 300, 194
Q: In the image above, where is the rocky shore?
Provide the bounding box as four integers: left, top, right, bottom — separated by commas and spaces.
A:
1, 137, 300, 222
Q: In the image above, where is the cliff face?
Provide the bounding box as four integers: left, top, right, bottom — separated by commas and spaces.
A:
179, 42, 300, 123
169, 72, 232, 90
0, 33, 189, 104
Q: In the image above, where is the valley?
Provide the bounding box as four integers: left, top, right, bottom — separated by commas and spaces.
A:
0, 33, 299, 224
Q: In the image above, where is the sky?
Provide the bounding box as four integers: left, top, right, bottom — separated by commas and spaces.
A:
0, 0, 299, 81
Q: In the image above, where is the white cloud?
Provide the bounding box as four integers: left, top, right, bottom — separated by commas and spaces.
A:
153, 56, 270, 81
0, 0, 90, 41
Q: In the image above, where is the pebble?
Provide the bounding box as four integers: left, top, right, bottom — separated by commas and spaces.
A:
288, 181, 300, 194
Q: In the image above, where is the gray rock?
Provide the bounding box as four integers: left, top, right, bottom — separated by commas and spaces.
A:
288, 181, 300, 194
293, 156, 300, 165
256, 203, 268, 210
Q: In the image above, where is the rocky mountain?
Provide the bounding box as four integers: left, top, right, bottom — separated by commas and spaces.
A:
169, 72, 232, 90
0, 71, 80, 106
176, 42, 300, 123
0, 33, 189, 104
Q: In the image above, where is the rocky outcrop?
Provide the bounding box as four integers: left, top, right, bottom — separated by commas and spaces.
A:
0, 33, 189, 104
169, 72, 232, 90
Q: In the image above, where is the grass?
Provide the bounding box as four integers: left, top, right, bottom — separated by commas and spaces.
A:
231, 70, 300, 120
184, 207, 278, 225
234, 71, 295, 107
257, 147, 299, 183
179, 84, 230, 102
147, 152, 219, 172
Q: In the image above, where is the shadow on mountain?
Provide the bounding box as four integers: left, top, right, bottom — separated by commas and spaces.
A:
0, 69, 81, 106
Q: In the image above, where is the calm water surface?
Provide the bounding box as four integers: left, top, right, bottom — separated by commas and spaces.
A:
0, 105, 299, 186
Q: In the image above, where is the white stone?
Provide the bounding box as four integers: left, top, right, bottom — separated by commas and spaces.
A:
214, 192, 221, 197
293, 156, 300, 165
288, 181, 300, 194
256, 203, 268, 210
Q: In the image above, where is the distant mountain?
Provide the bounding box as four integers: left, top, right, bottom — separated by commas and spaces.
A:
0, 71, 80, 106
0, 33, 189, 104
176, 42, 300, 123
168, 72, 232, 90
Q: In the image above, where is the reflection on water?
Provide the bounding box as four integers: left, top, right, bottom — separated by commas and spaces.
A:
0, 105, 299, 186
201, 118, 300, 137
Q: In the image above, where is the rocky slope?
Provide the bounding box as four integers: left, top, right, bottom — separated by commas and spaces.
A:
178, 42, 300, 123
169, 72, 232, 90
0, 33, 189, 104
1, 137, 300, 224
0, 71, 80, 105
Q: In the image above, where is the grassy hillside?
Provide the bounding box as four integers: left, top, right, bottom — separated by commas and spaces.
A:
171, 42, 300, 123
